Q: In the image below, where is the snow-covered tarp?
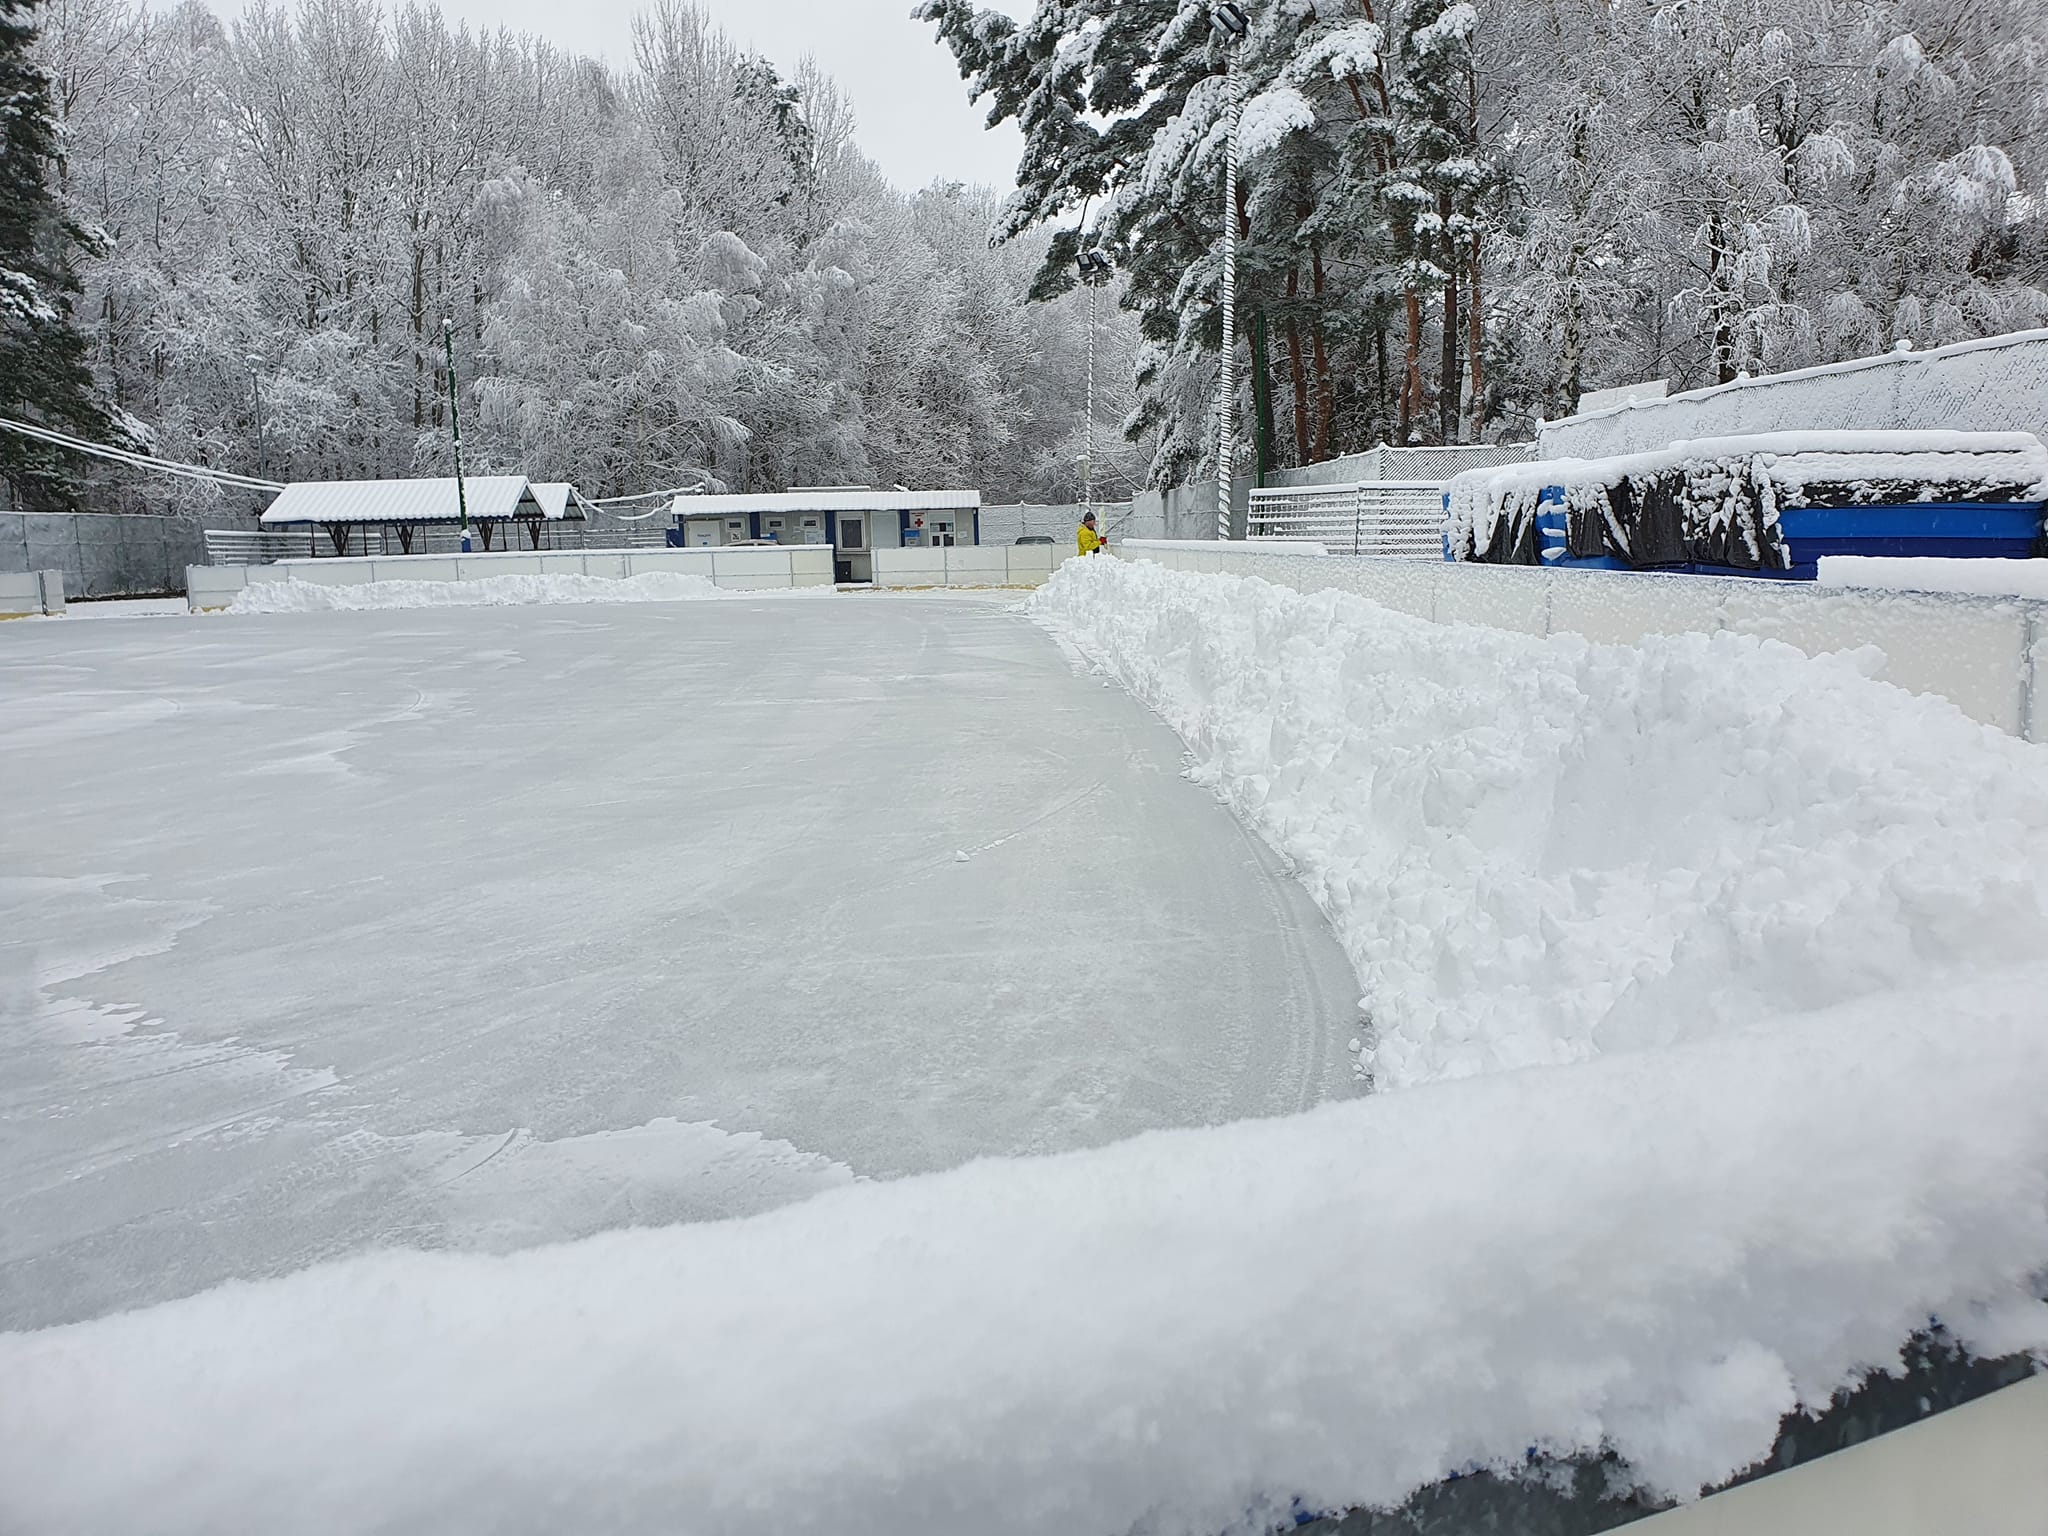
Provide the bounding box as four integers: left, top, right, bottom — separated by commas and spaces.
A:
6, 558, 2048, 1535
1446, 430, 2048, 569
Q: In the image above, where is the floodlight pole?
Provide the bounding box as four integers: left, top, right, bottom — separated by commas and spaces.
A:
1085, 278, 1098, 522
1214, 11, 1246, 539
246, 357, 268, 481
443, 317, 471, 553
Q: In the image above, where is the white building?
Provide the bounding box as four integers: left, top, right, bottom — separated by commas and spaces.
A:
666, 487, 982, 582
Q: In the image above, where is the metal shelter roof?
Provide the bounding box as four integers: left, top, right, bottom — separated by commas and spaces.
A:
669, 488, 982, 520
527, 483, 591, 521
259, 477, 551, 527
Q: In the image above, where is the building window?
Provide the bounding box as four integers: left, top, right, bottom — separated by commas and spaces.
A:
838, 517, 864, 550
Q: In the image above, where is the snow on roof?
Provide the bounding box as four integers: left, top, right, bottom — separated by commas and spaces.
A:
670, 488, 982, 519
527, 483, 589, 521
259, 477, 548, 526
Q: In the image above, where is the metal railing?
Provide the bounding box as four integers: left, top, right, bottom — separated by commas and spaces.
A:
1247, 481, 1448, 558
205, 524, 670, 565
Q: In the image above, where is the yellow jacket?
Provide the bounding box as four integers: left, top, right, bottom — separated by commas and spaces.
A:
1077, 522, 1105, 556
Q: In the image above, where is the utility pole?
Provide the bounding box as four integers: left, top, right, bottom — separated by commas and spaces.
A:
442, 317, 471, 553
1212, 3, 1248, 539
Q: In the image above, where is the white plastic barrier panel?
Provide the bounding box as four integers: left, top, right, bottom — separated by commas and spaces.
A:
1, 570, 44, 616
185, 565, 249, 611
35, 570, 65, 614
871, 546, 1058, 587
1105, 543, 2048, 740
1634, 1374, 2048, 1536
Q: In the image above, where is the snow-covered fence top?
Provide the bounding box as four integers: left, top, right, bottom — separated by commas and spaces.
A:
1445, 431, 2048, 571
1539, 329, 2048, 460
1117, 538, 1329, 556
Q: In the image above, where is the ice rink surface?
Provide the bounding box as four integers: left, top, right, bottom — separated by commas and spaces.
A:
0, 594, 1357, 1329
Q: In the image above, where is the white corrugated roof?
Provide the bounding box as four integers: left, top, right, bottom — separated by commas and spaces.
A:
527, 483, 589, 521
260, 477, 546, 526
669, 488, 982, 519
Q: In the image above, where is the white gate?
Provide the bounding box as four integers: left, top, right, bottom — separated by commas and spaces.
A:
1247, 481, 1447, 558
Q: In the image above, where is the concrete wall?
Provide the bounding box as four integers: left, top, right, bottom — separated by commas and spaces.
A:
1539, 327, 2048, 459
188, 546, 837, 610
0, 512, 204, 598
872, 544, 1060, 588
1114, 545, 2048, 741
1632, 1373, 2048, 1536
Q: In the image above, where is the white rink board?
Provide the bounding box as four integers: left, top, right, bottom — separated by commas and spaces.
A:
1115, 545, 2048, 740
1634, 1374, 2048, 1536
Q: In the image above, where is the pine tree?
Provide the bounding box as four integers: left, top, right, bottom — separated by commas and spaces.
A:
0, 0, 108, 506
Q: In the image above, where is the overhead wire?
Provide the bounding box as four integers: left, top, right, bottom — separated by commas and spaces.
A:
0, 416, 285, 493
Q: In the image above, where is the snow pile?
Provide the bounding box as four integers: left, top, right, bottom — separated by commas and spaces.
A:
1446, 430, 2048, 569
1032, 557, 2048, 1086
1818, 554, 2048, 599
5, 985, 2048, 1536
226, 570, 728, 614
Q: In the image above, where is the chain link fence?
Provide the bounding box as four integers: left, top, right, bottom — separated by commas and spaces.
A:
0, 511, 207, 598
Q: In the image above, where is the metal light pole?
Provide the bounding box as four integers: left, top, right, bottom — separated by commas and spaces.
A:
442, 317, 471, 553
1077, 247, 1114, 532
1212, 3, 1248, 539
246, 356, 268, 482
1086, 279, 1098, 519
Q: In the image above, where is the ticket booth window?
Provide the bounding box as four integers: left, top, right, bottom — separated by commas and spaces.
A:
837, 517, 865, 550
929, 518, 956, 548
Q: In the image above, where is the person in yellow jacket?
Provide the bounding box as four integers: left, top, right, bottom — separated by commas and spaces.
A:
1077, 510, 1106, 556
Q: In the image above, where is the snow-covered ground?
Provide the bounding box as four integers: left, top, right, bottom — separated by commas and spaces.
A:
0, 594, 1358, 1333
6, 561, 2047, 1536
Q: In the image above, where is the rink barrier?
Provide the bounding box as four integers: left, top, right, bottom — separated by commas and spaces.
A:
871, 544, 1061, 587
0, 569, 64, 617
186, 546, 838, 610
1629, 1372, 2048, 1536
1113, 544, 2048, 742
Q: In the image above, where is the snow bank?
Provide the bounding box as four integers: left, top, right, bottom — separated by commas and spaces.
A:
5, 981, 2047, 1536
1032, 557, 2048, 1087
226, 570, 727, 614
1818, 554, 2048, 599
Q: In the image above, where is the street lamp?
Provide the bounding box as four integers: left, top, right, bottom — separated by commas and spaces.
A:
245, 355, 268, 482
1076, 248, 1115, 527
442, 318, 471, 553
1211, 3, 1249, 539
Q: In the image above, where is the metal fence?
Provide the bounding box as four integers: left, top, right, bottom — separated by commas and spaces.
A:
204, 523, 669, 565
0, 511, 204, 598
1248, 481, 1448, 557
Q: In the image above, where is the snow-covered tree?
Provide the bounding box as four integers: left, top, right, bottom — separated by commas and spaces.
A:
1, 0, 113, 504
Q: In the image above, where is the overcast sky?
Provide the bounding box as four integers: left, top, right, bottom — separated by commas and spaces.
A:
207, 1, 1033, 193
